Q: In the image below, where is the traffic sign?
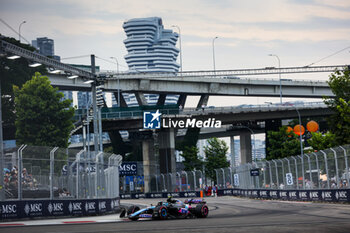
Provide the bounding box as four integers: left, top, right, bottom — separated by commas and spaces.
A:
286, 173, 294, 185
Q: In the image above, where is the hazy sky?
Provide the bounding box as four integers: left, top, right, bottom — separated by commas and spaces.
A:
1, 0, 350, 106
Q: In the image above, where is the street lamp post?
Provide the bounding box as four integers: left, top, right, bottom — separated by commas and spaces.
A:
19, 21, 26, 43
110, 57, 120, 107
212, 36, 218, 75
268, 54, 282, 104
91, 55, 99, 155
171, 25, 182, 73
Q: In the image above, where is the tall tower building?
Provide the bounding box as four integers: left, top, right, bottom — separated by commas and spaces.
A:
32, 37, 60, 61
123, 17, 180, 73
122, 17, 180, 106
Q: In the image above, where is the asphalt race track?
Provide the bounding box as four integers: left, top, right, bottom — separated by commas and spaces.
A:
3, 196, 350, 233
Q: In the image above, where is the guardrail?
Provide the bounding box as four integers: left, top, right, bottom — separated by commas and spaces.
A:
73, 102, 328, 121
118, 188, 350, 203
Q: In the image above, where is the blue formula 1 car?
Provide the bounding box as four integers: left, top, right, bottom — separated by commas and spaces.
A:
120, 197, 209, 221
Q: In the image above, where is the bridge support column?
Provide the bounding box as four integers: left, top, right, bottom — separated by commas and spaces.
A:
142, 138, 156, 193
240, 132, 252, 164
135, 92, 148, 106
157, 94, 166, 105
113, 92, 128, 107
196, 94, 209, 110
177, 94, 187, 107
159, 128, 176, 174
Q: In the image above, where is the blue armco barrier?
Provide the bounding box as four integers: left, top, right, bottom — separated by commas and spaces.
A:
0, 197, 120, 220
217, 189, 350, 202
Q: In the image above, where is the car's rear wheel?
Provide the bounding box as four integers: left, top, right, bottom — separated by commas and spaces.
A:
195, 204, 209, 218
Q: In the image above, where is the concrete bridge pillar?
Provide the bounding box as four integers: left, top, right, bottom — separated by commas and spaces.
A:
142, 138, 156, 193
240, 131, 252, 164
159, 128, 176, 174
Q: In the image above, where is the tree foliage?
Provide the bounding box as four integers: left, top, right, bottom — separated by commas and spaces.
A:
181, 146, 203, 171
307, 131, 337, 151
0, 35, 47, 138
267, 126, 303, 160
14, 72, 74, 147
324, 68, 350, 145
204, 138, 230, 183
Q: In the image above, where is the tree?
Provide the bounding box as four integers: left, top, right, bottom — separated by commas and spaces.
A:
181, 146, 203, 171
204, 138, 230, 183
13, 72, 75, 147
308, 131, 337, 151
0, 35, 47, 139
324, 68, 350, 145
267, 126, 302, 160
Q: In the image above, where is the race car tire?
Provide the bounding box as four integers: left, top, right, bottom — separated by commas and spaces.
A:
152, 206, 168, 220
195, 204, 209, 218
127, 205, 140, 215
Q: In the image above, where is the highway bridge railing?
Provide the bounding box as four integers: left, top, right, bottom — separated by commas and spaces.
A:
73, 101, 328, 121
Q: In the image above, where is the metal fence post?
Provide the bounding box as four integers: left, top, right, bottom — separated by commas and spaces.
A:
161, 174, 165, 191
272, 160, 279, 188
177, 172, 181, 191
155, 175, 159, 192
184, 171, 189, 191
192, 171, 196, 191
330, 148, 339, 187
262, 163, 266, 188
312, 152, 321, 189
76, 150, 84, 199
304, 154, 312, 188
221, 168, 226, 188
291, 157, 299, 189
320, 150, 330, 189
50, 147, 59, 200
298, 155, 305, 189
280, 159, 286, 188
266, 161, 273, 188
17, 145, 27, 200
339, 146, 349, 187
229, 168, 233, 188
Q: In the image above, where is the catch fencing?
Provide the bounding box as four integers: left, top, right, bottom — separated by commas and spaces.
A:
215, 145, 350, 190
2, 145, 122, 201
119, 169, 212, 195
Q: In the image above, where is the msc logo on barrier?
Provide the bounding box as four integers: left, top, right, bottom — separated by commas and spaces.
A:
143, 110, 161, 129
119, 162, 138, 176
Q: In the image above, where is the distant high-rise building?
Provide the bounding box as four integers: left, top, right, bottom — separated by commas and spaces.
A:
123, 17, 180, 72
122, 17, 180, 106
32, 37, 60, 61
